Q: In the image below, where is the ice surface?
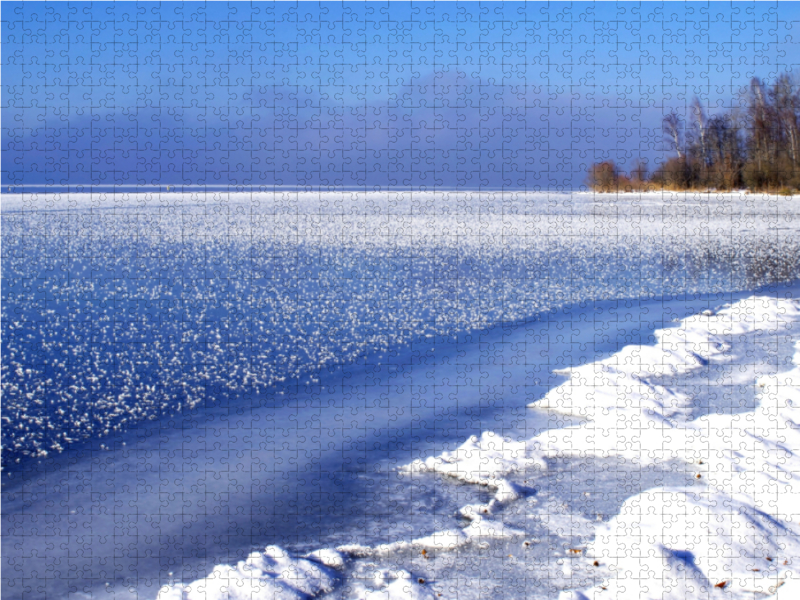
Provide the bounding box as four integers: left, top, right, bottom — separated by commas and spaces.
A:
154, 294, 800, 600
3, 191, 800, 465
4, 191, 800, 599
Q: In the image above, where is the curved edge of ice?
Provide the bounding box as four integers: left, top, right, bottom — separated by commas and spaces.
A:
400, 294, 800, 600
156, 295, 800, 600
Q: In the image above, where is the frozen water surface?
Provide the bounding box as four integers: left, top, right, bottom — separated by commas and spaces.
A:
4, 190, 799, 464
2, 191, 800, 599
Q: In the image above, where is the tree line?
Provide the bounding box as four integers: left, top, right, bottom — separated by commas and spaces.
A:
587, 73, 800, 194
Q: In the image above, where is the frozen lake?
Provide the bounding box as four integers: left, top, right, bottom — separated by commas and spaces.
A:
3, 190, 800, 599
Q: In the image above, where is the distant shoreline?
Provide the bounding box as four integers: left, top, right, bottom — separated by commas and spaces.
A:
3, 188, 799, 214
2, 186, 798, 195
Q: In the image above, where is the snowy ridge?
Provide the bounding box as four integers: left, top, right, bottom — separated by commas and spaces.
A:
156, 546, 339, 600
565, 340, 800, 599
404, 296, 800, 599
156, 296, 800, 599
532, 297, 800, 463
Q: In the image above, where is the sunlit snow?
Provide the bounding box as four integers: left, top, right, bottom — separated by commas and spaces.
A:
2, 190, 800, 600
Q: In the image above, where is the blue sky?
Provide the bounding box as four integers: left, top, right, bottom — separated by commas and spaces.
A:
3, 1, 799, 190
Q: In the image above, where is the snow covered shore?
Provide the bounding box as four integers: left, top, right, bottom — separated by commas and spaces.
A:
157, 294, 800, 599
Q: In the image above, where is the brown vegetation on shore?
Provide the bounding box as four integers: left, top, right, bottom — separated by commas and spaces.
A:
587, 74, 800, 194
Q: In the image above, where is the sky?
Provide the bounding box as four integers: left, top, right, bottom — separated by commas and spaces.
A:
3, 1, 800, 190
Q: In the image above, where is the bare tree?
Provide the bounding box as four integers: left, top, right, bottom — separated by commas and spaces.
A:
630, 158, 648, 190
746, 77, 773, 185
662, 111, 683, 158
689, 97, 708, 168
586, 161, 619, 192
771, 73, 799, 168
705, 113, 743, 189
589, 71, 800, 192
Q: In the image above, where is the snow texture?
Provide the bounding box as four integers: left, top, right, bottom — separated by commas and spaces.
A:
157, 295, 800, 600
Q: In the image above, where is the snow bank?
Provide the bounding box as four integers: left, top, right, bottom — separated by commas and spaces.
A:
361, 569, 435, 600
400, 295, 800, 600
582, 488, 800, 599
156, 546, 337, 600
401, 430, 545, 517
532, 297, 800, 463
157, 295, 800, 600
570, 340, 800, 599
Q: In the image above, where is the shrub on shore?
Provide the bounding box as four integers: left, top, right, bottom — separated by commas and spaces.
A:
588, 72, 800, 194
